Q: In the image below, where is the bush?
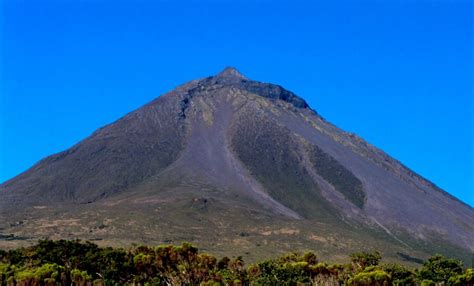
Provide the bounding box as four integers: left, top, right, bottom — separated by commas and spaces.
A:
0, 239, 471, 286
349, 268, 391, 285
448, 268, 474, 285
382, 263, 415, 285
418, 254, 464, 283
350, 251, 382, 271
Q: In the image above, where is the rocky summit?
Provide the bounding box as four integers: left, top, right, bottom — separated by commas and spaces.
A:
1, 67, 473, 263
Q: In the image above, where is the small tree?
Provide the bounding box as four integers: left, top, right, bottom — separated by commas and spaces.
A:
350, 251, 382, 271
448, 268, 474, 286
418, 254, 463, 283
382, 263, 415, 285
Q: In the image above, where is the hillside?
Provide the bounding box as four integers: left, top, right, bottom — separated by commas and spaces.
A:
1, 67, 472, 264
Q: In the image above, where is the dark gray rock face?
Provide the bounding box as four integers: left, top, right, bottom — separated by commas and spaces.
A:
203, 67, 309, 109
0, 67, 472, 263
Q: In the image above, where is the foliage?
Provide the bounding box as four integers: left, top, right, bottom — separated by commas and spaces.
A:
348, 267, 391, 286
448, 268, 474, 286
350, 251, 382, 271
0, 240, 471, 285
417, 254, 464, 283
382, 263, 415, 285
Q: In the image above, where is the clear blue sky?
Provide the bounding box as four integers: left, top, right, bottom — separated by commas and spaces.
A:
1, 1, 472, 206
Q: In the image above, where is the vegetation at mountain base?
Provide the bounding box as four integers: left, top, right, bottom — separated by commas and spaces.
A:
0, 240, 472, 286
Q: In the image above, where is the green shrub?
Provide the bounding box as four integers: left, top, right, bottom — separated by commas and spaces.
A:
448, 268, 474, 285
382, 263, 415, 285
71, 268, 92, 284
350, 251, 382, 270
421, 279, 435, 286
418, 254, 463, 283
0, 239, 471, 286
349, 269, 391, 285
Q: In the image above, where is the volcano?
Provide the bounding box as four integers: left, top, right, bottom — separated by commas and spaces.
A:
1, 67, 472, 263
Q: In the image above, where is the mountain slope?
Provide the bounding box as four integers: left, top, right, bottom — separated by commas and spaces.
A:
1, 67, 472, 263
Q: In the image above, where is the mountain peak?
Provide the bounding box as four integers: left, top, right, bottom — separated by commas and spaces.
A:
2, 68, 473, 262
214, 67, 247, 81
208, 67, 310, 109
